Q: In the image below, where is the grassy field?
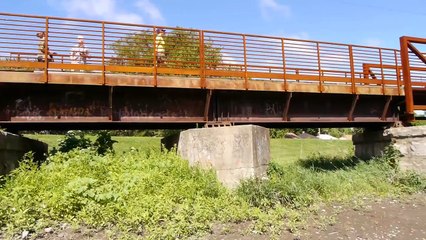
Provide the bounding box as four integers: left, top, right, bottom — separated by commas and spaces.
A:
26, 134, 352, 164
270, 139, 352, 164
26, 134, 161, 153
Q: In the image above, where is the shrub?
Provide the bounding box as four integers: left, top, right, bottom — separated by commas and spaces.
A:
53, 130, 116, 156
93, 131, 117, 155
55, 130, 92, 153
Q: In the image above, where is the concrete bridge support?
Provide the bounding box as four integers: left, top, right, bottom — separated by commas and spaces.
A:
353, 126, 426, 174
177, 125, 270, 188
0, 131, 48, 175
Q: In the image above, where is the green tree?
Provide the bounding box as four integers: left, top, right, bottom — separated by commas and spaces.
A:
110, 28, 222, 69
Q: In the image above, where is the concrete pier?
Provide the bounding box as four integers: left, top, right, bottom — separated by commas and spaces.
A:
178, 125, 270, 188
0, 131, 48, 175
353, 126, 426, 174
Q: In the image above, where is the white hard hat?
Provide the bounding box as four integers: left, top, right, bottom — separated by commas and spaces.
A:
77, 35, 84, 39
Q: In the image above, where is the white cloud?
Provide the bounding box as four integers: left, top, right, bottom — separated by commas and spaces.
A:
270, 30, 310, 40
222, 53, 240, 65
48, 0, 164, 24
362, 38, 383, 47
259, 0, 291, 20
136, 0, 164, 23
286, 32, 310, 40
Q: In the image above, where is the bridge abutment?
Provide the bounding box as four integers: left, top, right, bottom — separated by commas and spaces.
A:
353, 126, 426, 174
177, 125, 270, 188
0, 131, 48, 175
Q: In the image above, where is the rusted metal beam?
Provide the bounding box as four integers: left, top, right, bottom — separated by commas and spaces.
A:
407, 42, 426, 65
204, 89, 212, 121
381, 96, 392, 120
109, 86, 114, 121
348, 94, 359, 121
414, 105, 426, 110
283, 92, 292, 121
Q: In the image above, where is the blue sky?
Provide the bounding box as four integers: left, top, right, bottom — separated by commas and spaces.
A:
1, 0, 425, 49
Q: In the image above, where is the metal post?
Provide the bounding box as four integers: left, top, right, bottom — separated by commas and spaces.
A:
153, 27, 158, 87
281, 38, 287, 91
316, 42, 322, 92
199, 30, 206, 88
399, 36, 414, 120
379, 48, 385, 94
349, 46, 356, 94
243, 35, 248, 90
393, 49, 401, 96
102, 22, 106, 85
44, 17, 49, 83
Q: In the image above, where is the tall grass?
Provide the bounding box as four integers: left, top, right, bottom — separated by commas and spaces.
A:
0, 149, 257, 239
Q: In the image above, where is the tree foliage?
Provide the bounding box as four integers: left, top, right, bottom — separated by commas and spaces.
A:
110, 29, 222, 69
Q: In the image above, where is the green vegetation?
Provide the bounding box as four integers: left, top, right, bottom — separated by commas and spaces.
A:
0, 135, 424, 239
53, 131, 117, 155
110, 29, 222, 69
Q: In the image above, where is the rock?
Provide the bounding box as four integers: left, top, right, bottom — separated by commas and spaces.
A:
60, 223, 68, 230
44, 227, 53, 233
285, 132, 299, 139
21, 230, 29, 239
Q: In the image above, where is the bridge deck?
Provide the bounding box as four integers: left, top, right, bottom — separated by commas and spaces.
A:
0, 71, 402, 96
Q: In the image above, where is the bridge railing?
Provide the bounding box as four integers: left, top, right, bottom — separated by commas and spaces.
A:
0, 12, 425, 95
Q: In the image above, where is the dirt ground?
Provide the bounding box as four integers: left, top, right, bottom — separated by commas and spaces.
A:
206, 193, 426, 240
10, 193, 426, 240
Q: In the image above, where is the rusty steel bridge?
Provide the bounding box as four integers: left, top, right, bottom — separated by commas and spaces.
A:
0, 12, 425, 130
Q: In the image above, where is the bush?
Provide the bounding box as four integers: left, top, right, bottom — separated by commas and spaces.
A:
93, 131, 117, 155
0, 149, 258, 238
55, 130, 92, 153
53, 130, 116, 155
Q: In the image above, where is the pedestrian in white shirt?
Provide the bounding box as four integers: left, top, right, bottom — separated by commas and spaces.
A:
70, 35, 89, 64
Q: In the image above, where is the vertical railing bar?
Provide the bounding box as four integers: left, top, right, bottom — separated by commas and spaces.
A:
379, 48, 386, 95
44, 17, 49, 83
349, 45, 356, 94
316, 42, 322, 92
394, 49, 401, 96
102, 22, 106, 85
281, 38, 287, 91
153, 26, 157, 87
243, 34, 248, 90
199, 30, 206, 88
